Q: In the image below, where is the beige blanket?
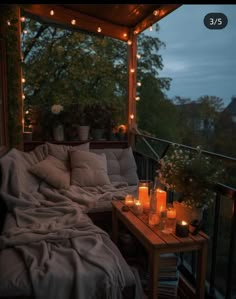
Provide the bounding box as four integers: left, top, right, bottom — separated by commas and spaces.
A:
0, 147, 142, 299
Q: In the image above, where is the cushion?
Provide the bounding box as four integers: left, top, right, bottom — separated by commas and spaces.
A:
29, 155, 70, 189
70, 150, 111, 187
46, 142, 89, 161
91, 147, 138, 185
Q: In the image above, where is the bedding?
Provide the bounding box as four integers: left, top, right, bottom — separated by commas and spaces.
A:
0, 145, 141, 299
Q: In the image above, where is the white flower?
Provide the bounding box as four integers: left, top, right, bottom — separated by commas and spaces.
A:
51, 104, 64, 115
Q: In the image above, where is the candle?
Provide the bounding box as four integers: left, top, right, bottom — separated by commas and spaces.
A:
138, 185, 149, 210
125, 194, 134, 207
148, 212, 160, 226
176, 220, 189, 237
166, 207, 177, 233
156, 189, 167, 215
133, 200, 143, 215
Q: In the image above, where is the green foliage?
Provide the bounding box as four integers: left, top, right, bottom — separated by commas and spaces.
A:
157, 144, 225, 208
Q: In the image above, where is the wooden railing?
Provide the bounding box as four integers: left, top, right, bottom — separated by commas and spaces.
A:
133, 131, 236, 299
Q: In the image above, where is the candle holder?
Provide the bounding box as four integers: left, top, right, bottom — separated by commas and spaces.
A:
133, 199, 143, 216
138, 180, 153, 211
124, 194, 134, 207
166, 205, 177, 233
176, 220, 189, 237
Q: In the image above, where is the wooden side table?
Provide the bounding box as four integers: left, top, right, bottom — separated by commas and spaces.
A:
112, 201, 209, 299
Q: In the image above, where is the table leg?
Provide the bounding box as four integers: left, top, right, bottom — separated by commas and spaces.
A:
112, 205, 118, 244
149, 249, 160, 299
196, 242, 208, 299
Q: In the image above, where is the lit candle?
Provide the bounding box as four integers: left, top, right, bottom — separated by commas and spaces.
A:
133, 200, 143, 215
156, 189, 167, 214
148, 212, 160, 226
176, 220, 189, 237
166, 207, 177, 233
125, 194, 134, 207
138, 186, 149, 210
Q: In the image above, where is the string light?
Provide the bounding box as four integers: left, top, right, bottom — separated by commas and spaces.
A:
127, 40, 132, 45
130, 114, 134, 119
133, 30, 138, 35
135, 96, 140, 101
22, 78, 26, 83
23, 30, 27, 34
123, 33, 127, 37
153, 10, 159, 16
20, 16, 26, 22
136, 54, 141, 59
71, 19, 76, 25
130, 68, 135, 73
7, 20, 11, 26
25, 110, 29, 114
50, 9, 54, 16
137, 82, 142, 86
149, 26, 153, 31
97, 26, 102, 33
22, 94, 25, 100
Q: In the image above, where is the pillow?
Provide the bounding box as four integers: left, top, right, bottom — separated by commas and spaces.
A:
46, 142, 89, 162
70, 150, 111, 187
29, 155, 70, 189
91, 147, 139, 185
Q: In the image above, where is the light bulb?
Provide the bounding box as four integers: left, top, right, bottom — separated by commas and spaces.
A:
137, 82, 142, 86
130, 68, 135, 73
22, 78, 26, 83
23, 30, 27, 34
20, 16, 26, 22
133, 30, 138, 35
130, 114, 134, 119
136, 96, 140, 101
149, 26, 153, 31
123, 33, 127, 37
7, 20, 11, 26
50, 10, 54, 16
25, 110, 29, 114
153, 10, 159, 16
136, 54, 141, 59
97, 26, 102, 32
127, 40, 132, 45
22, 94, 25, 100
71, 19, 76, 25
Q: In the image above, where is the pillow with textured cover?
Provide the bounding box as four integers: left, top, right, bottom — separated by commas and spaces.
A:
91, 147, 138, 185
29, 155, 70, 189
69, 150, 111, 187
46, 142, 89, 162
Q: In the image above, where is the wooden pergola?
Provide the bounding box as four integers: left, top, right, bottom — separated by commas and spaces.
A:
0, 4, 181, 148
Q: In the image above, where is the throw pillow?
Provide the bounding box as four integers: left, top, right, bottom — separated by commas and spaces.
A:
70, 150, 111, 187
29, 155, 70, 189
46, 142, 89, 162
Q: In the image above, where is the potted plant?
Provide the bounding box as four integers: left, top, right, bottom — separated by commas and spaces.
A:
86, 102, 120, 140
156, 144, 225, 222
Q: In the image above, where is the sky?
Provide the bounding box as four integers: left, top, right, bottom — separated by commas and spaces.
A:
145, 4, 236, 108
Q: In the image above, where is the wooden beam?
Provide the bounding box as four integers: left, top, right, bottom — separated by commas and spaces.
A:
23, 4, 130, 42
133, 4, 181, 34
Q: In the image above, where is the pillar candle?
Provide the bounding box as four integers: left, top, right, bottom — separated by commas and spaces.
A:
125, 194, 134, 207
133, 200, 143, 215
138, 186, 149, 210
156, 188, 167, 214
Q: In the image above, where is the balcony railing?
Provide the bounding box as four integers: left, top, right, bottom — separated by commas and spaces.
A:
133, 130, 236, 299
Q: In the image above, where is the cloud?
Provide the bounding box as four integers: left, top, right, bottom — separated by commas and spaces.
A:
146, 4, 236, 107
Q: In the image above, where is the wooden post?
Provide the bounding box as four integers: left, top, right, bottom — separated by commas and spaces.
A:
127, 31, 137, 149
0, 5, 23, 149
0, 6, 9, 147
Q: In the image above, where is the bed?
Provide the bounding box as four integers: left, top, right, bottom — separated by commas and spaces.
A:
0, 143, 143, 299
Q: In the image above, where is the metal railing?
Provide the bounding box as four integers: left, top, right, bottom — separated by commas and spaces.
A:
133, 130, 236, 299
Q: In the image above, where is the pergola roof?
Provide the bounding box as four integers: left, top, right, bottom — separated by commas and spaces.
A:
23, 4, 181, 41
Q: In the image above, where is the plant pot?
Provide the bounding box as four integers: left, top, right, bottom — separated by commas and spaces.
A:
173, 201, 204, 223
53, 124, 64, 141
78, 125, 90, 141
91, 128, 104, 140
